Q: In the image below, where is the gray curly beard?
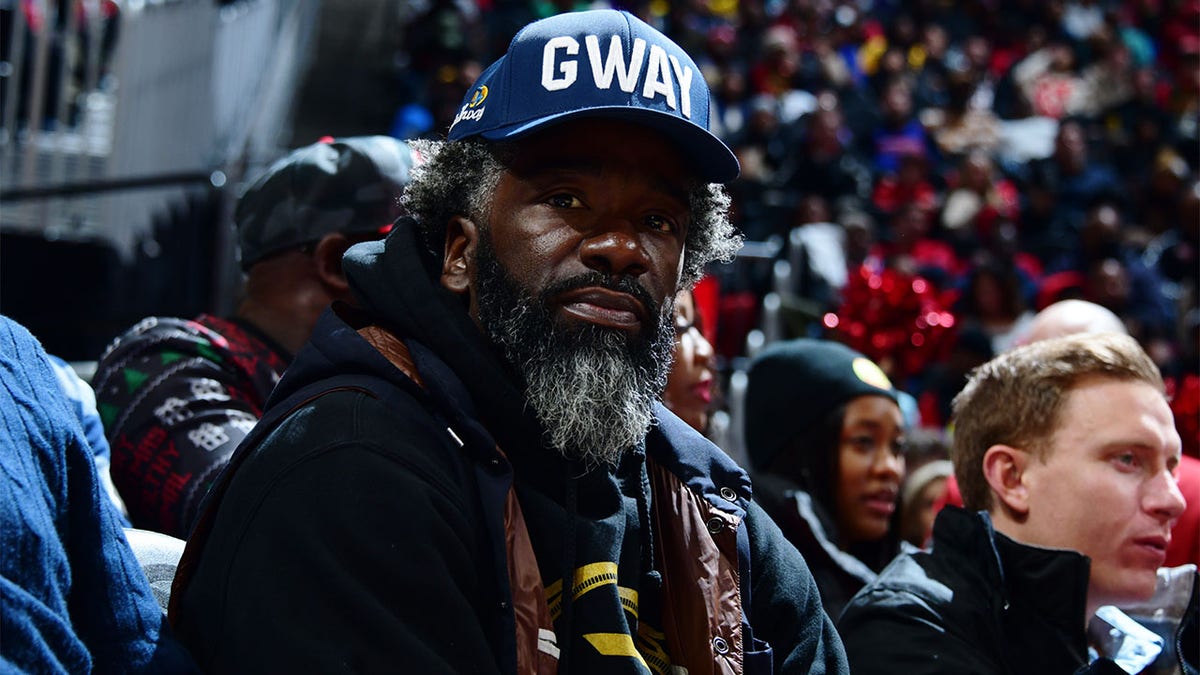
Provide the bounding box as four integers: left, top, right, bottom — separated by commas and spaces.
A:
473, 228, 676, 468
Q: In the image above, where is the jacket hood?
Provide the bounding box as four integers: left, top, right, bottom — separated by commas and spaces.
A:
342, 217, 494, 382
339, 217, 753, 504
342, 217, 613, 509
342, 218, 547, 452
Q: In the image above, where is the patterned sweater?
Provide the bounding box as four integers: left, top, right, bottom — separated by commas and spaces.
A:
92, 314, 289, 537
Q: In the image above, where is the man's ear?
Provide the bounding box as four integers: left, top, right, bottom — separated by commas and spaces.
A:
982, 444, 1032, 516
311, 233, 354, 296
441, 215, 478, 295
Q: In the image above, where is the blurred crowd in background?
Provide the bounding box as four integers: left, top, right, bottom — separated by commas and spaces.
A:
382, 0, 1198, 446
1, 4, 1197, 669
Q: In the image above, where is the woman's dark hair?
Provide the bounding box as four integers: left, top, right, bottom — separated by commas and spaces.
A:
766, 401, 902, 569
767, 403, 847, 529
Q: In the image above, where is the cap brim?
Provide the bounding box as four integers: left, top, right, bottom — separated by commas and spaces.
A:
478, 106, 740, 184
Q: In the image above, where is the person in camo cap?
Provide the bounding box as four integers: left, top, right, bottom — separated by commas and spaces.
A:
91, 136, 415, 539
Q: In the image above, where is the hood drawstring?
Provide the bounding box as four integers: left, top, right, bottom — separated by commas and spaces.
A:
636, 454, 662, 608
558, 464, 578, 672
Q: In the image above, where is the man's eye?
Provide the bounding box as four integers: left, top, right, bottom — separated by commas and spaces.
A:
645, 214, 677, 233
547, 194, 582, 208
1114, 453, 1139, 468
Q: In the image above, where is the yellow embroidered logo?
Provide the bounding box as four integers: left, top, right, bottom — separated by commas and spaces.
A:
468, 85, 488, 108
852, 357, 893, 391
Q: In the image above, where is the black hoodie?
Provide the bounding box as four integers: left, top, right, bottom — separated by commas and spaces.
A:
171, 217, 848, 674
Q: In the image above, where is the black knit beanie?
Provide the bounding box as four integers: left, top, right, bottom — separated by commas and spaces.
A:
745, 338, 898, 472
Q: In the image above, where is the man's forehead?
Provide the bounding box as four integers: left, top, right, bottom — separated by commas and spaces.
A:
509, 157, 691, 203
1047, 378, 1180, 452
503, 126, 695, 201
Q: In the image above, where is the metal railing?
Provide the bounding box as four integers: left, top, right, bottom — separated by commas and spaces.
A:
0, 0, 318, 270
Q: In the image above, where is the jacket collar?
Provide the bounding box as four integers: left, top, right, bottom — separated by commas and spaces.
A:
344, 218, 546, 452
647, 405, 752, 518
936, 507, 1092, 639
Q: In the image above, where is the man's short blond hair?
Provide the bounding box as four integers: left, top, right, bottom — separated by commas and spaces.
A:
950, 332, 1164, 511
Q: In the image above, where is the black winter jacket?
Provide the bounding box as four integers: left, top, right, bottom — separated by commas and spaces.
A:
752, 473, 886, 620
838, 507, 1173, 675
170, 218, 848, 674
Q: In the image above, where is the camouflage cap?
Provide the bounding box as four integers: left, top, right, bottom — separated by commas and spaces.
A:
235, 136, 414, 270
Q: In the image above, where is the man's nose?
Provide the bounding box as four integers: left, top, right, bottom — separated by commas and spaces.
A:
580, 220, 650, 278
1146, 469, 1188, 523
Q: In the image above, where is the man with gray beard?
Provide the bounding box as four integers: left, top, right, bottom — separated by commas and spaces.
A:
474, 230, 674, 468
170, 10, 847, 675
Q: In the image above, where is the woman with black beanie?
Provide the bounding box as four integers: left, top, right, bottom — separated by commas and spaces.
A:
744, 338, 907, 620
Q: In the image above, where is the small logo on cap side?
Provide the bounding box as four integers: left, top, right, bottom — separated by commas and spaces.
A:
852, 357, 893, 391
452, 85, 489, 128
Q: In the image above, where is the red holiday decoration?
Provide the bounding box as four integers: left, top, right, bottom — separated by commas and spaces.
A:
1167, 373, 1200, 459
825, 265, 958, 382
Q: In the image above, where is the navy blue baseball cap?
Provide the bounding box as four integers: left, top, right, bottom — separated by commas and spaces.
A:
447, 10, 739, 183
